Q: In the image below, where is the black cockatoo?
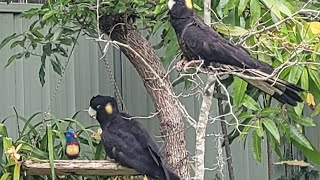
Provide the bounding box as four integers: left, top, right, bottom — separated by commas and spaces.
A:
168, 0, 303, 106
88, 95, 180, 180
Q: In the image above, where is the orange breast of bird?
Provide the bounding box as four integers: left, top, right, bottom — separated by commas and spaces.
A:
66, 144, 80, 157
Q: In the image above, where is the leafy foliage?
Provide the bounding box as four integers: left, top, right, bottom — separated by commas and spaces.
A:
0, 110, 105, 179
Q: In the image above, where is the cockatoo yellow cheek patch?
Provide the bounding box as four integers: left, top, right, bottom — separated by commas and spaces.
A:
105, 103, 113, 114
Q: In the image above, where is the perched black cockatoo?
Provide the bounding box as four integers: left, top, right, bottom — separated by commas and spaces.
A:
168, 0, 303, 106
65, 129, 80, 159
88, 95, 180, 180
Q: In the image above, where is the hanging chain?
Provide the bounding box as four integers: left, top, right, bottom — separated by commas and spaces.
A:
31, 31, 125, 150
98, 42, 127, 113
31, 32, 81, 149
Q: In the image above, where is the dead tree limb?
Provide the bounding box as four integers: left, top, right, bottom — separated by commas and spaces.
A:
194, 1, 216, 179
22, 160, 139, 176
217, 89, 235, 180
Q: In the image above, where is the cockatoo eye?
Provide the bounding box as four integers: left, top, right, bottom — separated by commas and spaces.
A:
96, 105, 101, 109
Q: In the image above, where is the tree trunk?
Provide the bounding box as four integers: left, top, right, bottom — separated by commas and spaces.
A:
99, 14, 190, 179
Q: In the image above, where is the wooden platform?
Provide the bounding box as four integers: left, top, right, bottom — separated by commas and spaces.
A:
22, 160, 140, 176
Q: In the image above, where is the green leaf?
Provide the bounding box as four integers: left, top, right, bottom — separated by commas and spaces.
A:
29, 20, 39, 31
56, 45, 68, 57
288, 112, 315, 127
47, 124, 56, 180
215, 24, 249, 36
52, 28, 63, 42
313, 43, 320, 61
256, 120, 264, 137
10, 40, 24, 49
50, 59, 62, 76
266, 130, 282, 157
39, 54, 46, 86
0, 33, 18, 50
163, 40, 179, 65
288, 65, 303, 84
292, 116, 315, 127
0, 124, 8, 137
21, 8, 40, 19
224, 0, 240, 15
239, 121, 255, 140
291, 139, 320, 165
233, 77, 248, 108
43, 11, 54, 21
261, 107, 280, 117
0, 173, 11, 180
300, 68, 309, 90
59, 38, 73, 46
16, 54, 25, 61
261, 0, 282, 19
294, 102, 303, 116
252, 130, 262, 162
0, 124, 8, 160
13, 163, 21, 180
18, 112, 41, 137
52, 129, 66, 154
238, 0, 250, 16
43, 43, 52, 56
290, 124, 313, 150
262, 118, 280, 142
31, 29, 44, 39
311, 103, 320, 118
238, 112, 255, 119
3, 137, 13, 163
242, 94, 260, 111
250, 0, 261, 25
308, 67, 320, 90
16, 140, 48, 158
277, 1, 293, 17
39, 66, 45, 86
25, 52, 31, 59
5, 55, 17, 68
94, 142, 104, 160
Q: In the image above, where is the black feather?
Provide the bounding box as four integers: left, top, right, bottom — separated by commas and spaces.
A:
169, 0, 304, 106
89, 95, 180, 180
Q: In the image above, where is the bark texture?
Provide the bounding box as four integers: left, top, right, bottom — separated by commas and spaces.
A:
195, 74, 215, 180
99, 14, 190, 179
194, 2, 215, 179
23, 160, 139, 176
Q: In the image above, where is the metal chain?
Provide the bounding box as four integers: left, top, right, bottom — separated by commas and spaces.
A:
31, 32, 81, 149
98, 43, 127, 113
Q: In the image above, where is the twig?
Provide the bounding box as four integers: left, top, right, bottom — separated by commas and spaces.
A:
217, 88, 235, 180
238, 0, 315, 45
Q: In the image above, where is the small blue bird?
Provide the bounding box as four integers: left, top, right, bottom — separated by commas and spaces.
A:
65, 129, 80, 159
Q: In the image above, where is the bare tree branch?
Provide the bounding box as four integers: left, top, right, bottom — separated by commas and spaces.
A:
194, 2, 218, 179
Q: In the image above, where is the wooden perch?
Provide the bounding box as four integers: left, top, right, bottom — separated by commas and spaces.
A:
22, 160, 140, 176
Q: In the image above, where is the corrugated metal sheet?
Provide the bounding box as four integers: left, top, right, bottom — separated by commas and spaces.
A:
1, 5, 319, 180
